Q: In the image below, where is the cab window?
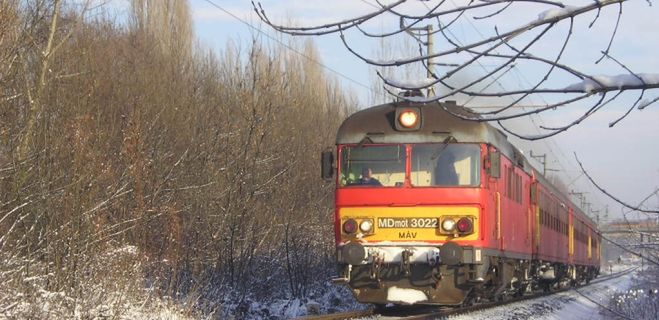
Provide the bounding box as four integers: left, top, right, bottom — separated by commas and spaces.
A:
339, 145, 405, 187
410, 144, 481, 187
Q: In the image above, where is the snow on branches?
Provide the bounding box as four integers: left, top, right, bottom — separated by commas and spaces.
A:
253, 0, 658, 140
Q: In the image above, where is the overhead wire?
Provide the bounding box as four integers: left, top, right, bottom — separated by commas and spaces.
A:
202, 0, 375, 93
213, 0, 611, 218
438, 0, 602, 213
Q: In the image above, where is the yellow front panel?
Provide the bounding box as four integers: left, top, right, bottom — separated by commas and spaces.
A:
339, 206, 480, 242
588, 235, 592, 259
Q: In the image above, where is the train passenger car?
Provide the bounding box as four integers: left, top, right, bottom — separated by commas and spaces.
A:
321, 100, 600, 306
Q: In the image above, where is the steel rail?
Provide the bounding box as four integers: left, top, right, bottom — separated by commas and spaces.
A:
395, 267, 637, 319
297, 267, 636, 320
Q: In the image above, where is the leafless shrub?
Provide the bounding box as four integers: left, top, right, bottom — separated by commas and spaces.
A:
607, 266, 659, 319
1, 1, 354, 318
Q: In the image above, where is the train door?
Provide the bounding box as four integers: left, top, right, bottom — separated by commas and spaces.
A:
486, 145, 504, 251
530, 180, 539, 258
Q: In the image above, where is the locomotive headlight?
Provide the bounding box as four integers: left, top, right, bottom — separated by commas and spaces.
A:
359, 220, 373, 233
441, 218, 456, 232
395, 107, 421, 131
398, 110, 419, 128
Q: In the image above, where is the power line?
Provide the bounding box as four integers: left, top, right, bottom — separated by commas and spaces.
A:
202, 0, 374, 92
420, 0, 601, 209
436, 0, 597, 207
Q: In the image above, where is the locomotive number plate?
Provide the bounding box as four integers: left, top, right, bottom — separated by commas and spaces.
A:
378, 218, 438, 228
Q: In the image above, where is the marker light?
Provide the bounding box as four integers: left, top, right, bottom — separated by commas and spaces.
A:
441, 218, 456, 232
398, 110, 419, 128
456, 218, 473, 233
343, 219, 358, 234
360, 220, 373, 233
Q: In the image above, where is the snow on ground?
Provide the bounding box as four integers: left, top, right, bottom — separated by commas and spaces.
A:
361, 263, 639, 320
216, 281, 369, 319
0, 246, 197, 320
252, 260, 656, 319
446, 267, 636, 320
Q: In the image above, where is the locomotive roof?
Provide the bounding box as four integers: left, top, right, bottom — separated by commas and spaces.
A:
337, 100, 598, 229
336, 101, 519, 161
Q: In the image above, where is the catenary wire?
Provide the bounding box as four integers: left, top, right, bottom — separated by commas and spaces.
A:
202, 0, 375, 93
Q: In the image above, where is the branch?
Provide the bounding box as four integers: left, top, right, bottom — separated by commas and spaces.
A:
255, 0, 659, 137
574, 153, 659, 214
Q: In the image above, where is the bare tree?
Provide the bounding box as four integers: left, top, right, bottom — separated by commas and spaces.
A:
131, 0, 193, 61
253, 0, 659, 140
1, 0, 356, 317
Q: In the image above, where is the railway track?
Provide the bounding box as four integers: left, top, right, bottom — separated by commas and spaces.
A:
293, 309, 374, 320
295, 268, 636, 320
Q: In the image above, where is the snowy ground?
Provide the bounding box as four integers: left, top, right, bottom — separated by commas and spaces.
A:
0, 246, 196, 320
4, 252, 650, 319
446, 271, 633, 320
359, 262, 644, 320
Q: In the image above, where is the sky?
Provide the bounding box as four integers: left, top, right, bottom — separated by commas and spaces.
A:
131, 0, 659, 223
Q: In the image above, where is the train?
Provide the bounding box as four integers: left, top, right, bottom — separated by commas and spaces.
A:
321, 99, 601, 306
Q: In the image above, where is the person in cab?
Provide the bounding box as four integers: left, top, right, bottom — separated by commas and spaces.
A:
358, 167, 381, 186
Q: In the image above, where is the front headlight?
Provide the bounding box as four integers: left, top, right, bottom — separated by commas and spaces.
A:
360, 219, 373, 233
442, 218, 456, 232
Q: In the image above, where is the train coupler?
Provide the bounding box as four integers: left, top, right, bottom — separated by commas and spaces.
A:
369, 254, 383, 280
432, 264, 443, 289
400, 249, 413, 275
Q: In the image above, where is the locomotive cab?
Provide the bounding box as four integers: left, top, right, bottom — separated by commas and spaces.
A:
326, 101, 502, 305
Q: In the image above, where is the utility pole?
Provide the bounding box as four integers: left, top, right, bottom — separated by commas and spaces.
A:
569, 190, 587, 210
529, 151, 559, 176
591, 208, 601, 225
604, 205, 609, 222
426, 24, 433, 83
583, 201, 593, 218
404, 24, 435, 97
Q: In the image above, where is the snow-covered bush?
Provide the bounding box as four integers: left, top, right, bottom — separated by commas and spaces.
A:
608, 266, 659, 319
0, 246, 195, 319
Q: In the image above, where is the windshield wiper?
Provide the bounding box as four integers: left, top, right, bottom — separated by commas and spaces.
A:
430, 135, 457, 160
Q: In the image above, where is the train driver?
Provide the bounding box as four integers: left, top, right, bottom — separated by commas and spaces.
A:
358, 167, 382, 186
435, 152, 459, 185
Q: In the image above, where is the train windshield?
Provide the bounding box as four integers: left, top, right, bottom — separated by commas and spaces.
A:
411, 143, 481, 187
339, 145, 406, 187
338, 144, 481, 187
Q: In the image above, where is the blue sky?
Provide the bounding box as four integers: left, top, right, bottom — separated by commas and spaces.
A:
185, 0, 659, 222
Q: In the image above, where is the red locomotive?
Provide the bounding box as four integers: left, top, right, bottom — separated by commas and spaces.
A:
321, 100, 601, 306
